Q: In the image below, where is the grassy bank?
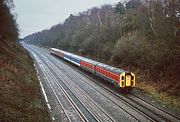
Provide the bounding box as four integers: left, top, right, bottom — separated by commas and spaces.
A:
137, 81, 180, 110
0, 39, 50, 121
135, 71, 180, 113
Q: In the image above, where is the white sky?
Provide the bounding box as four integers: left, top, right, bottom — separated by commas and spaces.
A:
14, 0, 122, 38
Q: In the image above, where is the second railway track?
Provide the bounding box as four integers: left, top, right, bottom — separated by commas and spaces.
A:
30, 51, 88, 122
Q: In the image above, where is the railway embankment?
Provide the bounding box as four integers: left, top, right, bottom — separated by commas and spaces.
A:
0, 39, 50, 121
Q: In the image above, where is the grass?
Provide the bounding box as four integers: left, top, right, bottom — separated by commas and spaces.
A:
136, 77, 180, 112
0, 39, 50, 121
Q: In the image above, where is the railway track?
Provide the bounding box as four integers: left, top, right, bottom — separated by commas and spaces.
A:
127, 94, 180, 122
26, 45, 180, 122
30, 51, 87, 122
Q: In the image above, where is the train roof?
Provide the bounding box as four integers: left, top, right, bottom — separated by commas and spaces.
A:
51, 48, 84, 59
51, 48, 60, 52
71, 53, 84, 59
81, 58, 100, 65
97, 63, 126, 74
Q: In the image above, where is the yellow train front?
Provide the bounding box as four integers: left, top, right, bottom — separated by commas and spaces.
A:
119, 72, 135, 89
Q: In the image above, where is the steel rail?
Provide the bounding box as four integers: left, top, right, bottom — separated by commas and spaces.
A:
127, 93, 180, 122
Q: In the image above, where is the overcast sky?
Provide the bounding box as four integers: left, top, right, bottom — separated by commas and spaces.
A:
14, 0, 122, 38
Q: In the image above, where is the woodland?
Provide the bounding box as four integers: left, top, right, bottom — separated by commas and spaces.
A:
24, 0, 180, 95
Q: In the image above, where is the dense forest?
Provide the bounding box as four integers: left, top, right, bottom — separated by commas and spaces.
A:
24, 0, 180, 95
0, 0, 49, 121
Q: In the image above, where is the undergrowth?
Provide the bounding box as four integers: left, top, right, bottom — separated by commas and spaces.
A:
136, 73, 180, 112
0, 39, 50, 121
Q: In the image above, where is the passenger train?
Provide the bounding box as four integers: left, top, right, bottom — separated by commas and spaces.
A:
50, 48, 135, 90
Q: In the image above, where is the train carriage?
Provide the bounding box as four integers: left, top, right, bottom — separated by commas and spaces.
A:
50, 48, 64, 58
96, 63, 135, 88
51, 48, 83, 66
63, 52, 72, 62
95, 63, 120, 86
69, 54, 83, 66
80, 58, 99, 74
